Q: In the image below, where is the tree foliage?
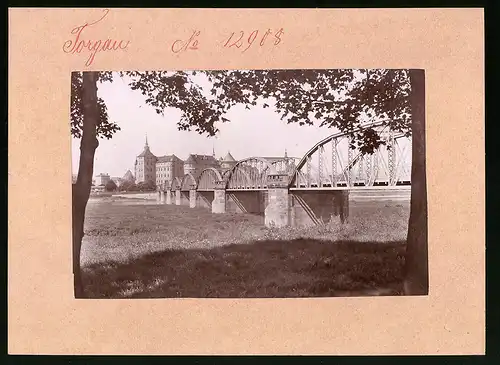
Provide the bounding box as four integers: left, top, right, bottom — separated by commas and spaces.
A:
104, 179, 117, 191
71, 69, 412, 153
204, 69, 412, 153
137, 180, 156, 191
119, 180, 137, 191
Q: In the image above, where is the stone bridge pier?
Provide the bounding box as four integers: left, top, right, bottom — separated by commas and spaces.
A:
175, 188, 181, 206
212, 181, 226, 214
265, 174, 291, 227
264, 174, 349, 228
189, 189, 197, 208
165, 189, 172, 205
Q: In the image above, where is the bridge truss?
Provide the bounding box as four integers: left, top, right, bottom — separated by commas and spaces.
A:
289, 121, 412, 189
160, 121, 411, 193
224, 157, 301, 190
197, 168, 223, 191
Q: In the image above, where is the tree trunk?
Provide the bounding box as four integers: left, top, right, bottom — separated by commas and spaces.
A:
403, 69, 429, 295
72, 71, 100, 298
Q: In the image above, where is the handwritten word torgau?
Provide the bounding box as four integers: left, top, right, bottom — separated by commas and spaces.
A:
63, 9, 130, 67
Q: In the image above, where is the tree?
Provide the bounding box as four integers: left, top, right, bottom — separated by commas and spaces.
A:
71, 69, 427, 297
72, 71, 99, 298
142, 180, 156, 191
119, 180, 135, 192
207, 69, 427, 295
71, 71, 225, 297
105, 180, 118, 192
403, 70, 428, 295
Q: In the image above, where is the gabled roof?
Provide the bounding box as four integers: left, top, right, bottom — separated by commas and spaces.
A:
157, 154, 180, 163
184, 154, 219, 165
185, 154, 197, 164
123, 170, 135, 180
223, 151, 236, 162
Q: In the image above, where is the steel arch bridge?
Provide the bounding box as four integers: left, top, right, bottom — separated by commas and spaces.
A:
289, 121, 412, 190
162, 121, 411, 193
223, 156, 302, 190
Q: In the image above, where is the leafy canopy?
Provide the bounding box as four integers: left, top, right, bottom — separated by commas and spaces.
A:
70, 69, 411, 154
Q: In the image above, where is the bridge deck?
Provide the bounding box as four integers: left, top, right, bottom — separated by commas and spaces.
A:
193, 186, 411, 192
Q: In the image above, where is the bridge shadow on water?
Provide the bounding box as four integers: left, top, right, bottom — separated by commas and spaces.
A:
82, 238, 407, 299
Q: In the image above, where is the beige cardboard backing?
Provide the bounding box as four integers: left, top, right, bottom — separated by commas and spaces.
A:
8, 8, 485, 355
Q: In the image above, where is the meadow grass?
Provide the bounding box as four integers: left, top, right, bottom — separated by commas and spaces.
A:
81, 197, 409, 298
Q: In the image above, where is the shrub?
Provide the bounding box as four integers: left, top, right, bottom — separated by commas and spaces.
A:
105, 180, 118, 192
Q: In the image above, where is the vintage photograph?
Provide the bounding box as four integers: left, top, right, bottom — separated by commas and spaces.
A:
71, 69, 428, 299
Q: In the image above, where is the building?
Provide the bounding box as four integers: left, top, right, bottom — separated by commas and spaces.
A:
95, 173, 111, 186
133, 137, 187, 188
134, 137, 157, 184
156, 154, 184, 188
132, 136, 241, 188
219, 151, 237, 173
184, 153, 221, 177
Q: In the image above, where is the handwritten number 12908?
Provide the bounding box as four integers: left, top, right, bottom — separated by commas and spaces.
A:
223, 28, 284, 52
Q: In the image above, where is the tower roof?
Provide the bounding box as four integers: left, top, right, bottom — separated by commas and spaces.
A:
223, 151, 236, 162
137, 134, 156, 158
137, 149, 156, 158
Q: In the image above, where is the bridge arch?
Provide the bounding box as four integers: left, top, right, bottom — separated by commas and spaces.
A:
197, 168, 223, 191
225, 157, 278, 189
180, 173, 197, 191
221, 169, 231, 182
289, 121, 412, 188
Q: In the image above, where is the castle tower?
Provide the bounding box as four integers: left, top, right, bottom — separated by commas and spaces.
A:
134, 135, 157, 184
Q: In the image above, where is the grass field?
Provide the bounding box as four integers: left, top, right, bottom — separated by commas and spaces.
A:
81, 197, 410, 298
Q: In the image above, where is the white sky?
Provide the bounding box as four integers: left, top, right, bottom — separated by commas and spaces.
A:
71, 72, 342, 178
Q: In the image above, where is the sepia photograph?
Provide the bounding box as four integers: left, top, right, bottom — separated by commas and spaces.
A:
71, 69, 428, 299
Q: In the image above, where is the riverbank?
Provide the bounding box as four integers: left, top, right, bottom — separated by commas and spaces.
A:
81, 198, 409, 298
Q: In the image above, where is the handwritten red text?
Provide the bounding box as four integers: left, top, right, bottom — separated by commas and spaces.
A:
223, 28, 284, 53
63, 9, 130, 67
171, 30, 201, 54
